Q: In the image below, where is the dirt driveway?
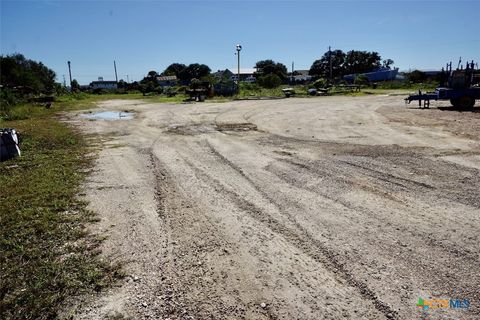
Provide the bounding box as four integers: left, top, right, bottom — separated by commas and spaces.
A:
66, 96, 480, 320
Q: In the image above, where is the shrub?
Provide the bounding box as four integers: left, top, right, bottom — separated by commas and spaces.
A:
0, 88, 19, 114
313, 78, 329, 89
407, 70, 427, 83
258, 74, 282, 89
154, 86, 163, 94
354, 74, 369, 86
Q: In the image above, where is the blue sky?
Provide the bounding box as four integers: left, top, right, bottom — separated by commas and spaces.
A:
2, 0, 479, 84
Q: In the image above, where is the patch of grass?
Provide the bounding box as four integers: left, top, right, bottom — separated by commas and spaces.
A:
237, 85, 284, 98
0, 115, 121, 319
0, 92, 152, 121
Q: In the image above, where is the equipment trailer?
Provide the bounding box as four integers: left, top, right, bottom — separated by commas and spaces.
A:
405, 60, 480, 109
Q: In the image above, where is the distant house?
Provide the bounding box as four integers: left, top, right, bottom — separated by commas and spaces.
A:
212, 69, 236, 96
292, 70, 312, 82
213, 69, 234, 80
229, 68, 257, 82
156, 75, 178, 87
90, 80, 118, 90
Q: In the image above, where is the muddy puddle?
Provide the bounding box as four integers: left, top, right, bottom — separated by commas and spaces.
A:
81, 111, 134, 120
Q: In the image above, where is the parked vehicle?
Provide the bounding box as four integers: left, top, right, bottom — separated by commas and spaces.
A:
405, 61, 480, 109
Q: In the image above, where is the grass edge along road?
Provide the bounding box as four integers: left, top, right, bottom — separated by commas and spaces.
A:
0, 97, 123, 320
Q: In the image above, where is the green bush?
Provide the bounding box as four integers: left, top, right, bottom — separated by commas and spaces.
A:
0, 88, 19, 115
354, 74, 369, 85
407, 70, 427, 83
313, 78, 329, 89
240, 82, 261, 91
258, 74, 282, 89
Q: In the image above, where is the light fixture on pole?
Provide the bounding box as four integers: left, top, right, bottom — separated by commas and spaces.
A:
236, 44, 242, 93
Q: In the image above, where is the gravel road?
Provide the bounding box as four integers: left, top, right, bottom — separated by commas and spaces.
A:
65, 96, 480, 320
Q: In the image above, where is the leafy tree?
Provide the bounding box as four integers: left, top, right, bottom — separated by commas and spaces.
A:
140, 70, 159, 86
71, 79, 80, 91
309, 49, 346, 79
354, 74, 369, 85
190, 78, 201, 89
343, 50, 382, 75
258, 74, 282, 88
313, 78, 329, 89
309, 49, 392, 80
0, 53, 56, 93
148, 63, 211, 85
180, 64, 211, 83
117, 79, 127, 89
53, 82, 68, 95
162, 63, 187, 77
147, 70, 158, 78
407, 70, 427, 83
383, 59, 394, 69
254, 60, 288, 81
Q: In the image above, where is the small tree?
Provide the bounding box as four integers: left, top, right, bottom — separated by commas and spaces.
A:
0, 53, 56, 93
147, 70, 158, 79
382, 59, 394, 69
162, 63, 187, 77
117, 79, 127, 89
354, 74, 369, 86
309, 49, 346, 79
255, 60, 288, 81
407, 70, 427, 83
258, 74, 281, 88
71, 79, 80, 92
313, 78, 329, 89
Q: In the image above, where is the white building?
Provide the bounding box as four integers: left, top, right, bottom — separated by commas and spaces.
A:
230, 68, 257, 83
90, 80, 118, 90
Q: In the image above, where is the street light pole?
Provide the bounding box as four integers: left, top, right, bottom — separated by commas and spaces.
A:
328, 46, 332, 83
236, 44, 242, 94
67, 61, 73, 92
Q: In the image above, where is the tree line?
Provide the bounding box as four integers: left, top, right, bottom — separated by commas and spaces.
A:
309, 49, 394, 79
0, 54, 63, 110
4, 49, 442, 107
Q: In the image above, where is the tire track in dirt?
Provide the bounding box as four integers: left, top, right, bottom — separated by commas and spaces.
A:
338, 158, 480, 209
266, 155, 480, 318
272, 156, 480, 262
148, 148, 277, 319
201, 136, 479, 318
149, 150, 221, 318
183, 142, 399, 319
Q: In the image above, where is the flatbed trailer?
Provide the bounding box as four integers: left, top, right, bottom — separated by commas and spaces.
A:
405, 60, 480, 109
405, 87, 480, 109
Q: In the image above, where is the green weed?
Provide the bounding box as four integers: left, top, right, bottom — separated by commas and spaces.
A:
0, 116, 121, 319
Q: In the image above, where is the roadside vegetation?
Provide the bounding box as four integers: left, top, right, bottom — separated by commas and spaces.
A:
0, 55, 125, 319
0, 101, 123, 319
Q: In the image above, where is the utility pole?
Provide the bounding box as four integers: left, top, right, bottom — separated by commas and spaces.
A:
291, 61, 294, 85
328, 46, 333, 83
67, 61, 73, 91
236, 44, 242, 94
114, 60, 118, 82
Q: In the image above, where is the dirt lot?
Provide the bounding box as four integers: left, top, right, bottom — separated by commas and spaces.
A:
65, 96, 480, 320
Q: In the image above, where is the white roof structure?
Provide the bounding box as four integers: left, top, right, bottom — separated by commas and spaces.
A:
229, 68, 257, 75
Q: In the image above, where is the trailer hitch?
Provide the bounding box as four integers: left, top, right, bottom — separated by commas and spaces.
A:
405, 90, 434, 109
